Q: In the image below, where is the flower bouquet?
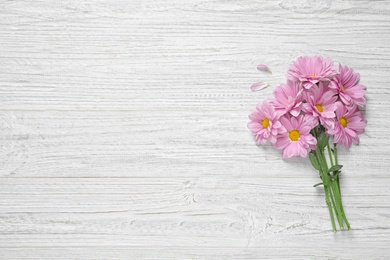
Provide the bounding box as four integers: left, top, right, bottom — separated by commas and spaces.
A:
248, 56, 367, 231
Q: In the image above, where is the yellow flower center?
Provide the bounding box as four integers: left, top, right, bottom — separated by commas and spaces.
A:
289, 129, 300, 142
262, 118, 269, 128
342, 85, 347, 91
315, 104, 324, 113
339, 117, 348, 128
309, 73, 316, 77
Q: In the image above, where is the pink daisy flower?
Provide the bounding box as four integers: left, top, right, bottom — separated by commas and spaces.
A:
327, 102, 367, 149
248, 100, 283, 145
287, 56, 338, 89
329, 64, 366, 107
302, 83, 338, 129
270, 81, 303, 117
274, 114, 317, 158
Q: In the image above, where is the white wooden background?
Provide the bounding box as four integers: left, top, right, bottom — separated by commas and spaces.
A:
1, 0, 390, 259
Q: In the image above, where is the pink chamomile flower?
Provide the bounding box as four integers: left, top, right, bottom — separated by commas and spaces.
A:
248, 100, 282, 145
287, 56, 338, 89
329, 64, 366, 107
327, 102, 367, 150
270, 81, 303, 117
274, 114, 317, 158
302, 82, 338, 129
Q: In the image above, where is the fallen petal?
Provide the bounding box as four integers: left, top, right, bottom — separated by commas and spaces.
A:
257, 64, 272, 74
251, 82, 269, 92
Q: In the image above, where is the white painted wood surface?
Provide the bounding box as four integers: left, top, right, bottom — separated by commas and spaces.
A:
1, 0, 390, 259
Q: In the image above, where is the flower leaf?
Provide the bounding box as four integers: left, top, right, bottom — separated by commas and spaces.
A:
328, 165, 343, 173
317, 133, 329, 151
313, 182, 324, 187
309, 152, 320, 171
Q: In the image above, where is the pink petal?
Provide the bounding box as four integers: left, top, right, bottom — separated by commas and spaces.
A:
335, 102, 347, 119
257, 64, 272, 74
290, 107, 301, 117
305, 135, 317, 147
298, 143, 309, 157
269, 135, 277, 144
280, 116, 293, 131
251, 82, 270, 92
273, 121, 282, 129
282, 143, 297, 158
247, 122, 262, 132
274, 135, 290, 149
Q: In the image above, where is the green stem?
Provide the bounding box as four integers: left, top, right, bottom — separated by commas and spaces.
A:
324, 185, 337, 232
316, 147, 337, 231
313, 134, 351, 231
334, 144, 342, 195
325, 143, 344, 229
333, 143, 351, 230
334, 180, 351, 230
327, 143, 334, 168
330, 181, 344, 229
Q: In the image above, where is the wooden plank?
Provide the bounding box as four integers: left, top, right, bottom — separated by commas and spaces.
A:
1, 0, 390, 258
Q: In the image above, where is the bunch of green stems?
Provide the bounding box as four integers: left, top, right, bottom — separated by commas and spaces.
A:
309, 125, 350, 232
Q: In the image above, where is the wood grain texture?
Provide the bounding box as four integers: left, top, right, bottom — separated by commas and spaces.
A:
1, 0, 390, 259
